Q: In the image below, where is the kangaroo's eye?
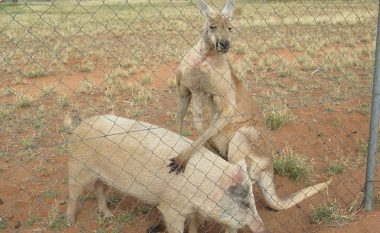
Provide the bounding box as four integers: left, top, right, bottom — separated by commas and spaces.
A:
209, 25, 217, 29
228, 27, 232, 31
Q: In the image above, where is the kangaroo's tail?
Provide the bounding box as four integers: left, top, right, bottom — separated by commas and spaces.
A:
257, 171, 332, 210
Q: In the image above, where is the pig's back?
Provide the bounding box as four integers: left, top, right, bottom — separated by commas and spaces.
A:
68, 115, 229, 206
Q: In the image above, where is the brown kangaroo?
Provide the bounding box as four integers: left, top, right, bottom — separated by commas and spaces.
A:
170, 0, 331, 212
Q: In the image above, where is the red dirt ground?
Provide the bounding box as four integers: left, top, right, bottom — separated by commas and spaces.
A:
1, 55, 379, 233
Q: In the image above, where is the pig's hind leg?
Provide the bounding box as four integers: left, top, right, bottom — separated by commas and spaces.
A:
157, 204, 186, 233
95, 180, 113, 219
65, 165, 97, 226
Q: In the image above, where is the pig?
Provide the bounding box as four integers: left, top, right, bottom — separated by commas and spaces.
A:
65, 115, 267, 233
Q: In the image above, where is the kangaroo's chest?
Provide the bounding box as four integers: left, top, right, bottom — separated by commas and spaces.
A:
185, 68, 213, 93
183, 59, 232, 94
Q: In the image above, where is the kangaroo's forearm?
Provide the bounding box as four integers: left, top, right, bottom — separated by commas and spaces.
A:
181, 112, 230, 159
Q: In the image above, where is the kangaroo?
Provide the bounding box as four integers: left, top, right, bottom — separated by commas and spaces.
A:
170, 0, 331, 212
65, 115, 268, 233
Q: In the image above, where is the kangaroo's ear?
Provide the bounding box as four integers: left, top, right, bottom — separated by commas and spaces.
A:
197, 0, 214, 18
221, 0, 234, 20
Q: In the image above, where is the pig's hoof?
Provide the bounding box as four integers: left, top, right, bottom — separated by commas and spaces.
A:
168, 157, 187, 174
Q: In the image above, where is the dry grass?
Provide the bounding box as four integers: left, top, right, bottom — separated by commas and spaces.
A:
47, 200, 66, 231
24, 66, 48, 78
130, 85, 153, 104
56, 94, 71, 108
0, 87, 17, 97
39, 85, 56, 97
273, 147, 313, 182
310, 202, 357, 225
76, 61, 95, 73
77, 80, 100, 94
264, 103, 297, 130
14, 95, 34, 108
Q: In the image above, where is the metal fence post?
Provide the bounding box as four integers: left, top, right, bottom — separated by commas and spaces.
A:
364, 0, 380, 211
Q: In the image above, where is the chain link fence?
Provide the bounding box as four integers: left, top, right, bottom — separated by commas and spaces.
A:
0, 0, 378, 232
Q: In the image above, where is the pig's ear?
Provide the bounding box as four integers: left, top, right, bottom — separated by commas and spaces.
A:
217, 160, 249, 188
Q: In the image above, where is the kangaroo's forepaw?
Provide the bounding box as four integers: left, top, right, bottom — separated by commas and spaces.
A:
168, 157, 188, 174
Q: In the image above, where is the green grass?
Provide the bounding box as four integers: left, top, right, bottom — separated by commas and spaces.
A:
20, 136, 37, 149
0, 87, 17, 97
310, 203, 354, 224
25, 67, 48, 78
0, 2, 22, 11
13, 76, 26, 85
273, 148, 312, 181
54, 144, 68, 155
76, 61, 95, 73
95, 228, 108, 233
326, 162, 347, 175
17, 149, 36, 159
42, 190, 58, 199
77, 80, 99, 94
39, 85, 56, 97
167, 77, 177, 89
141, 74, 152, 85
375, 192, 380, 205
0, 106, 13, 121
117, 212, 135, 224
104, 75, 127, 99
130, 86, 153, 104
353, 104, 370, 115
277, 67, 292, 78
0, 218, 7, 230
31, 117, 44, 130
264, 104, 296, 130
357, 142, 368, 157
47, 201, 66, 231
25, 216, 40, 228
136, 205, 152, 216
15, 95, 34, 108
48, 214, 66, 231
235, 46, 246, 55
0, 151, 11, 160
34, 165, 49, 176
56, 95, 71, 108
107, 194, 123, 206
182, 129, 192, 137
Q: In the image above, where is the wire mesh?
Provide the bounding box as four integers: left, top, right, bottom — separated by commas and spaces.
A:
0, 0, 378, 232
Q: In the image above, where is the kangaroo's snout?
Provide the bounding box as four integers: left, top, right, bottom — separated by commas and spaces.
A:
216, 39, 230, 53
